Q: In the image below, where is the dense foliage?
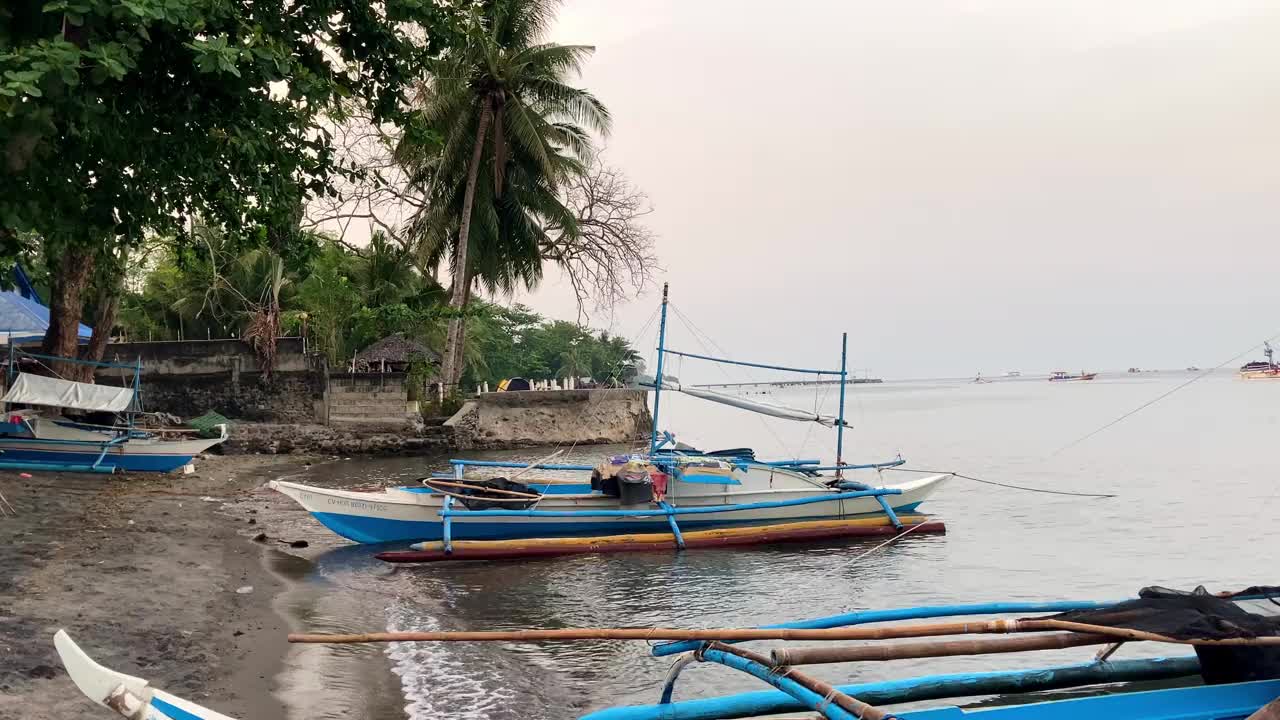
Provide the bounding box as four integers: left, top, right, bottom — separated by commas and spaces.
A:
0, 0, 466, 366
115, 238, 641, 388
399, 0, 611, 391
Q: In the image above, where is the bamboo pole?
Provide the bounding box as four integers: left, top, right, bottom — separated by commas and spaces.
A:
288, 621, 1012, 644
288, 618, 1280, 647
772, 632, 1114, 665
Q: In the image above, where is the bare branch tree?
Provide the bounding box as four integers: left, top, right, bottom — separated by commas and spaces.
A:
542, 155, 659, 321
302, 103, 429, 270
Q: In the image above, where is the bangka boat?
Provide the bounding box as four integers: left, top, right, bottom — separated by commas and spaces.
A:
571, 584, 1280, 720
0, 349, 227, 473
1049, 370, 1097, 382
272, 285, 952, 550
54, 630, 236, 720
1240, 342, 1280, 379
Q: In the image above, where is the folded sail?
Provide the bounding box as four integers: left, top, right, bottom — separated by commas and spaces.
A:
2, 373, 135, 412
641, 376, 846, 427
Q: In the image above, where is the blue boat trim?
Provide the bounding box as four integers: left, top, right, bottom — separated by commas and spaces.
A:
437, 488, 905, 519
150, 697, 209, 720
0, 445, 197, 472
307, 508, 923, 544
698, 646, 859, 720
580, 657, 1206, 720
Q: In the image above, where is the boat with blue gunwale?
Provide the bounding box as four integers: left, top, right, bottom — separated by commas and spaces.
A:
271, 284, 953, 551
278, 584, 1280, 720
0, 348, 226, 473
54, 630, 237, 720
580, 585, 1280, 720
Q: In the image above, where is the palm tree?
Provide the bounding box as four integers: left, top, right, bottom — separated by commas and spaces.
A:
401, 0, 611, 394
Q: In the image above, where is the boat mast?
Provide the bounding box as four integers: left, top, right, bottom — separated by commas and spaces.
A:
649, 283, 670, 455
836, 332, 847, 478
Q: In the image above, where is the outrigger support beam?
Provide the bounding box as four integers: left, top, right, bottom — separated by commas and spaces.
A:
441, 496, 455, 554
658, 501, 686, 550
693, 642, 894, 720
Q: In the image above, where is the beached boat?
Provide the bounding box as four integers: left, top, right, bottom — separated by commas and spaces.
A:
0, 350, 226, 473
272, 284, 952, 550
1049, 370, 1097, 381
1240, 342, 1280, 379
272, 461, 947, 545
283, 584, 1280, 719
570, 585, 1280, 720
54, 630, 237, 720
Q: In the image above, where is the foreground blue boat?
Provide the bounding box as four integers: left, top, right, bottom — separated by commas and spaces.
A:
581, 588, 1280, 720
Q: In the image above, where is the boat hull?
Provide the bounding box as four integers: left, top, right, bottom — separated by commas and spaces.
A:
378, 516, 945, 562
271, 473, 948, 544
55, 630, 237, 720
0, 419, 226, 472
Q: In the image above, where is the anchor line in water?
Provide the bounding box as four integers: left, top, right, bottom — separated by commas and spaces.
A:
1048, 329, 1280, 456
882, 468, 1116, 499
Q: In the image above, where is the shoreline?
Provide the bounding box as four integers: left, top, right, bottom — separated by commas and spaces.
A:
0, 453, 324, 720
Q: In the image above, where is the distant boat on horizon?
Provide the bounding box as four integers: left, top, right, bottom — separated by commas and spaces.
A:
1049, 370, 1097, 382
1240, 341, 1280, 379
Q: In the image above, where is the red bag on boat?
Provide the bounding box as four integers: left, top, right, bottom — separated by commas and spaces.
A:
650, 470, 668, 501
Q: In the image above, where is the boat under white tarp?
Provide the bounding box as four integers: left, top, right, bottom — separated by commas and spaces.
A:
1, 373, 135, 413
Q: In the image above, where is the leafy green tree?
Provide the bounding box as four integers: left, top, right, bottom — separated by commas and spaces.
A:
0, 0, 466, 369
402, 0, 611, 394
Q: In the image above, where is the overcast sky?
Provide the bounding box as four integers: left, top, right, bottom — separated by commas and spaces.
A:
509, 0, 1280, 379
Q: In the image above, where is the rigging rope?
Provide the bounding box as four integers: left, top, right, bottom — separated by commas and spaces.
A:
1048, 330, 1280, 456
667, 302, 806, 459
883, 467, 1117, 498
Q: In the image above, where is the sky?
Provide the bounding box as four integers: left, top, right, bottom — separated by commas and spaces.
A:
504, 0, 1280, 380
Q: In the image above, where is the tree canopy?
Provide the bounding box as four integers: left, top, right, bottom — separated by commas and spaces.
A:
399, 0, 611, 392
115, 238, 641, 387
0, 0, 468, 370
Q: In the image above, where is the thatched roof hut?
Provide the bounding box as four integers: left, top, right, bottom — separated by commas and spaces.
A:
355, 334, 440, 372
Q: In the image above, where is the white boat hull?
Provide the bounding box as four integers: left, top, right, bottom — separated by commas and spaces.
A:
55, 630, 237, 720
270, 469, 950, 544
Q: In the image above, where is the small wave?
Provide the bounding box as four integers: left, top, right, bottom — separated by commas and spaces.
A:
385, 602, 520, 720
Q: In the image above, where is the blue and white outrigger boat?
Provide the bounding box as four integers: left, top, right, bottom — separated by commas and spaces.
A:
271, 285, 951, 548
0, 349, 227, 473
54, 630, 237, 720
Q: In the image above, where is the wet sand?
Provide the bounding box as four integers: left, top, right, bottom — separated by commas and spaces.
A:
0, 454, 321, 720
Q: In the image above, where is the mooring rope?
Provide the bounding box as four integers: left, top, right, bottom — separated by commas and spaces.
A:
1048, 330, 1280, 456
883, 467, 1116, 499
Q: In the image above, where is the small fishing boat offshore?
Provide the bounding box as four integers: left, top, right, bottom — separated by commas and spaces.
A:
282, 584, 1280, 720
0, 348, 227, 473
1240, 342, 1280, 379
1049, 370, 1097, 382
272, 284, 953, 559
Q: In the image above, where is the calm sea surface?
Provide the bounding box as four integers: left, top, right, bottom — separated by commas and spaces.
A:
260, 371, 1280, 719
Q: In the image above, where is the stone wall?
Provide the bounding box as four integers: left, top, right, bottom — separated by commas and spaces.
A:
327, 373, 413, 428
98, 337, 309, 376
137, 372, 323, 423
93, 337, 325, 423
446, 389, 652, 450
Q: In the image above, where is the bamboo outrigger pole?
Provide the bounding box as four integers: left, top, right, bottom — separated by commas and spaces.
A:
287, 618, 1280, 646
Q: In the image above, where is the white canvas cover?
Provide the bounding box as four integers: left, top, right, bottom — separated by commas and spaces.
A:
2, 373, 134, 412
639, 376, 846, 427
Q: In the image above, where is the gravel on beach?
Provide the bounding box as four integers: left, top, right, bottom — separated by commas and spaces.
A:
0, 454, 320, 720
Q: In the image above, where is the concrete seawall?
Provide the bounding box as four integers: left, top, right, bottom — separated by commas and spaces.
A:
446, 389, 652, 450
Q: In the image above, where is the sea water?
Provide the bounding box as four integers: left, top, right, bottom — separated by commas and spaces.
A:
264, 371, 1280, 719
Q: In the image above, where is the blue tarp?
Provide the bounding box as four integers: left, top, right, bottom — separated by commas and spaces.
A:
0, 267, 93, 343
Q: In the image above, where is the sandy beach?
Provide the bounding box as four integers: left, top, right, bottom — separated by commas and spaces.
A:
0, 454, 320, 720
